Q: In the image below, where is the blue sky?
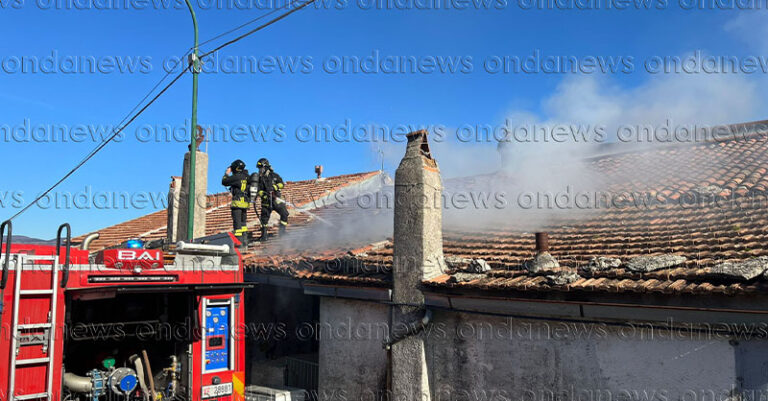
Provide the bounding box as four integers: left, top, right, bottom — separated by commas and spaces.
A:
1, 1, 767, 237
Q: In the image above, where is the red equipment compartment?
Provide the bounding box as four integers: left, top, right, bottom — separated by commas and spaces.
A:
0, 230, 248, 401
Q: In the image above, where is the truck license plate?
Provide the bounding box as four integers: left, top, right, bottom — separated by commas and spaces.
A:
202, 382, 233, 398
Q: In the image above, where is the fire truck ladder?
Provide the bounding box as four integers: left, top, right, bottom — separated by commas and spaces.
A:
3, 223, 71, 401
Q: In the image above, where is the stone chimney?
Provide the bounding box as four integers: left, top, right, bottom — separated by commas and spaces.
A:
166, 176, 182, 244
391, 130, 444, 401
175, 151, 208, 241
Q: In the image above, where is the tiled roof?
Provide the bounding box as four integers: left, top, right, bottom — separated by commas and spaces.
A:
72, 209, 169, 252
72, 171, 383, 251
244, 241, 393, 287
246, 133, 768, 297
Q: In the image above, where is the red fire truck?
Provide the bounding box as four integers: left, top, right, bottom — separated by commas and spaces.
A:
0, 221, 251, 401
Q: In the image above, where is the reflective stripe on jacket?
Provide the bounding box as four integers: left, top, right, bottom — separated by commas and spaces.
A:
222, 170, 251, 209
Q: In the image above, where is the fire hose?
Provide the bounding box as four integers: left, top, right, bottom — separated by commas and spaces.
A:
130, 354, 150, 401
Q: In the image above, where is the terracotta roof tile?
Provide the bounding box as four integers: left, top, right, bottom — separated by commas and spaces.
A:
73, 129, 768, 298
278, 133, 768, 296
72, 171, 383, 251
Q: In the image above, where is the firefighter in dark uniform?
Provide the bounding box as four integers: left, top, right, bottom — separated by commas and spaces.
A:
250, 158, 289, 241
222, 159, 251, 245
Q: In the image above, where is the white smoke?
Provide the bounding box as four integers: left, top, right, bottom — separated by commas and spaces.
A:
277, 14, 768, 242
725, 11, 768, 55
377, 48, 767, 231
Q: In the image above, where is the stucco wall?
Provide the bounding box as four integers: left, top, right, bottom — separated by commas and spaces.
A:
318, 298, 768, 401
427, 310, 768, 401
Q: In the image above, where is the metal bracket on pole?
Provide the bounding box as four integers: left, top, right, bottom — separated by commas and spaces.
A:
188, 53, 201, 74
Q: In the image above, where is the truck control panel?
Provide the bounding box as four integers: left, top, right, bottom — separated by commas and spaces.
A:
203, 298, 233, 372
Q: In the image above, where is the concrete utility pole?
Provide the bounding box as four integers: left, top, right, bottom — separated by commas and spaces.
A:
184, 0, 200, 240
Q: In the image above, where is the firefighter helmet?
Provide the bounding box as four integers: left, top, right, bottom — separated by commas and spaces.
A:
230, 159, 246, 172
256, 158, 270, 169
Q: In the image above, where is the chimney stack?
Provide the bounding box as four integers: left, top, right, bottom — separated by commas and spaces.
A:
176, 150, 208, 241
166, 176, 182, 244
535, 232, 549, 253
391, 130, 444, 401
526, 232, 559, 273
315, 165, 323, 180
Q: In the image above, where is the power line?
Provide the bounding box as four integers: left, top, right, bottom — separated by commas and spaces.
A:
200, 0, 316, 59
197, 2, 296, 49
121, 49, 193, 122
7, 50, 193, 221
66, 49, 193, 178
7, 1, 317, 221
108, 49, 193, 140
7, 67, 190, 221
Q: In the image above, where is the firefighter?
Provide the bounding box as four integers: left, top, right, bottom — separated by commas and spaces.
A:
250, 158, 289, 241
222, 159, 250, 245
